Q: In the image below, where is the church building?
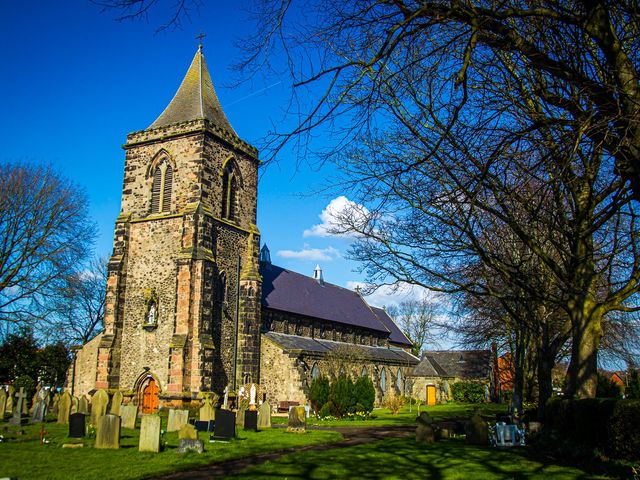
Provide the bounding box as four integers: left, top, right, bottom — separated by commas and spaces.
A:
71, 46, 418, 411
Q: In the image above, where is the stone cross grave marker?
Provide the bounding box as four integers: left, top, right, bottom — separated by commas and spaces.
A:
120, 404, 138, 429
110, 390, 123, 416
95, 414, 121, 449
199, 397, 215, 422
90, 389, 109, 425
0, 388, 6, 419
139, 414, 162, 452
167, 409, 189, 432
257, 401, 272, 429
57, 392, 72, 424
9, 387, 28, 426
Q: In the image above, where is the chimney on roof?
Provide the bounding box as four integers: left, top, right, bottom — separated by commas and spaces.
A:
260, 244, 271, 264
313, 264, 324, 285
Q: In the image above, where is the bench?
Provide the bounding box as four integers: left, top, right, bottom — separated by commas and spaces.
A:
277, 401, 299, 413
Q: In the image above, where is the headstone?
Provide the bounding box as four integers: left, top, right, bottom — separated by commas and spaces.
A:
110, 391, 124, 416
167, 409, 189, 432
223, 386, 229, 409
257, 401, 272, 429
139, 415, 162, 453
177, 438, 204, 453
0, 388, 6, 419
30, 384, 42, 413
211, 409, 235, 441
178, 423, 198, 440
416, 412, 435, 443
6, 386, 15, 414
78, 396, 89, 415
57, 392, 72, 424
236, 406, 246, 426
95, 414, 121, 449
31, 398, 48, 423
465, 413, 489, 445
120, 404, 138, 429
287, 405, 306, 432
69, 412, 86, 438
71, 396, 79, 414
9, 387, 28, 426
244, 410, 258, 431
90, 389, 109, 425
194, 420, 214, 432
199, 398, 215, 422
51, 393, 60, 415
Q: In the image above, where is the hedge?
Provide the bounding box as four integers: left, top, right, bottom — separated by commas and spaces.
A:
451, 381, 486, 403
546, 398, 640, 461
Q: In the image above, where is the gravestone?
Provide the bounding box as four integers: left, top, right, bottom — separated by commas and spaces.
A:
9, 387, 28, 426
287, 405, 306, 432
95, 414, 121, 449
257, 401, 272, 429
167, 409, 189, 432
30, 384, 42, 414
199, 398, 215, 422
244, 410, 258, 431
57, 392, 72, 424
177, 439, 204, 454
194, 420, 214, 432
236, 406, 246, 426
6, 386, 15, 414
31, 398, 48, 423
71, 396, 79, 414
416, 412, 435, 444
90, 389, 109, 425
465, 413, 489, 445
211, 409, 235, 441
178, 423, 198, 440
0, 388, 6, 419
78, 396, 89, 415
139, 415, 162, 453
51, 392, 60, 415
110, 390, 123, 416
120, 404, 138, 429
69, 412, 86, 438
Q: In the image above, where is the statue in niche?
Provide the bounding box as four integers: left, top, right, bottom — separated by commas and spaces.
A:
146, 302, 157, 325
143, 288, 159, 328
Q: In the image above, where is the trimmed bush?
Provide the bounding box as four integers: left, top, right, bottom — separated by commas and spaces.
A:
328, 375, 355, 417
353, 376, 375, 413
451, 381, 486, 403
309, 376, 330, 411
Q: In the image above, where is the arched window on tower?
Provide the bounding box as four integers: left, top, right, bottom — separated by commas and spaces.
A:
151, 158, 172, 213
221, 161, 239, 221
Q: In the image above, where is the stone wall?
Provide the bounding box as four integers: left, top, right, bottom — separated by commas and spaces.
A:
260, 336, 306, 405
68, 333, 102, 396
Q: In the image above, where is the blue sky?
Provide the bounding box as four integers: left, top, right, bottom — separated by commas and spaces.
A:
0, 1, 427, 309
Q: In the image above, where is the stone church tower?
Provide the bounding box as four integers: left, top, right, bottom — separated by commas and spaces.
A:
92, 46, 262, 408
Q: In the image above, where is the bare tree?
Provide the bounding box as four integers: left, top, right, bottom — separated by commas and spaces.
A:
93, 0, 201, 32
386, 298, 438, 356
0, 163, 95, 333
39, 257, 107, 346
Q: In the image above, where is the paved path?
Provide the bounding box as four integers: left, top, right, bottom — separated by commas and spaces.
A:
148, 425, 414, 480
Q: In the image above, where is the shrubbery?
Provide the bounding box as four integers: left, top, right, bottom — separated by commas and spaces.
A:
451, 381, 486, 403
308, 376, 330, 411
311, 374, 376, 419
383, 390, 404, 415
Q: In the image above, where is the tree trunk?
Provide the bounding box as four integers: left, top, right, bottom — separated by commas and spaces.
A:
510, 328, 529, 415
566, 306, 602, 398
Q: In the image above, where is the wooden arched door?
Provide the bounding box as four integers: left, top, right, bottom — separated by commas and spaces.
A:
142, 379, 159, 414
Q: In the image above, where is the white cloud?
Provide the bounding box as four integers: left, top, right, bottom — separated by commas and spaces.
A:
277, 245, 342, 262
303, 196, 369, 238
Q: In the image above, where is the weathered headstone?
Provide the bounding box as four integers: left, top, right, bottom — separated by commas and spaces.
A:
257, 401, 272, 429
70, 396, 79, 414
139, 415, 162, 453
95, 414, 121, 449
236, 406, 246, 426
90, 389, 109, 425
211, 409, 235, 441
167, 409, 189, 432
416, 412, 435, 443
110, 391, 124, 416
178, 423, 198, 440
78, 396, 89, 415
57, 392, 72, 424
287, 405, 306, 433
465, 413, 489, 445
0, 388, 7, 419
199, 398, 215, 422
69, 412, 86, 438
244, 410, 258, 431
177, 438, 204, 453
31, 398, 48, 423
6, 386, 15, 414
9, 387, 28, 426
120, 404, 138, 429
51, 392, 60, 414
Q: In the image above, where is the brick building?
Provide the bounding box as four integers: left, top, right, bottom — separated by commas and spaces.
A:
71, 47, 418, 411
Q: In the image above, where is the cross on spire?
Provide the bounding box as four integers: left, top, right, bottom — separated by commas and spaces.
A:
196, 31, 206, 50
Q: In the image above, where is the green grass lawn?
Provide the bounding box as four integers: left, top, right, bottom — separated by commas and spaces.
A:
228, 436, 611, 480
0, 419, 342, 480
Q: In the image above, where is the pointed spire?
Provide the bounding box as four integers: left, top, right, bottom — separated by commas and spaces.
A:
149, 47, 236, 134
260, 244, 271, 264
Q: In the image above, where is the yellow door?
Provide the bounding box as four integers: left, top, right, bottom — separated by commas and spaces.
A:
426, 385, 436, 406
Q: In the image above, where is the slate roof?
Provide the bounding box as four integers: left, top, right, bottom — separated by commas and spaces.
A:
410, 350, 492, 379
264, 332, 419, 365
260, 263, 390, 334
149, 46, 236, 134
371, 307, 412, 347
